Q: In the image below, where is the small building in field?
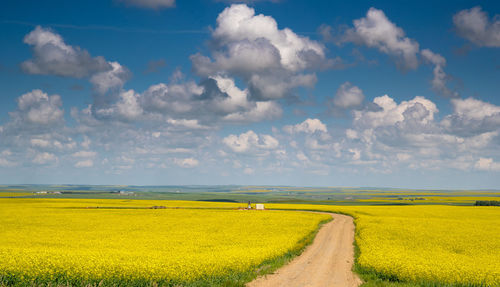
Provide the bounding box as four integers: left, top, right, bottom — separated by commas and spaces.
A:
118, 190, 134, 195
256, 204, 265, 210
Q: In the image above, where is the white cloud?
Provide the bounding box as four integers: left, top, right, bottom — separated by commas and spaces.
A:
1, 150, 12, 156
224, 101, 282, 122
304, 138, 330, 150
0, 151, 16, 167
118, 0, 175, 9
75, 159, 94, 168
191, 4, 327, 100
283, 118, 327, 134
30, 138, 51, 148
223, 130, 279, 153
174, 157, 199, 168
210, 75, 251, 113
340, 93, 500, 174
442, 97, 500, 135
332, 82, 365, 109
451, 97, 500, 121
131, 75, 281, 124
420, 49, 445, 66
115, 90, 143, 120
349, 148, 361, 161
338, 8, 454, 97
247, 73, 317, 100
140, 81, 203, 115
12, 89, 64, 125
453, 7, 500, 47
421, 49, 457, 97
460, 131, 498, 151
90, 62, 130, 94
353, 95, 438, 128
217, 0, 281, 3
72, 151, 97, 158
296, 151, 309, 162
342, 7, 420, 70
81, 136, 92, 149
212, 4, 325, 72
243, 167, 254, 174
167, 119, 210, 130
32, 152, 57, 164
93, 89, 142, 121
346, 129, 358, 139
396, 153, 412, 162
0, 158, 16, 167
21, 26, 110, 77
475, 158, 500, 171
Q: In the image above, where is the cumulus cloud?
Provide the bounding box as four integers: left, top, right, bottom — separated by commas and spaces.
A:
223, 130, 279, 153
82, 73, 282, 124
421, 49, 457, 97
332, 82, 365, 109
211, 5, 325, 71
90, 62, 131, 94
139, 81, 203, 115
117, 0, 175, 9
451, 97, 500, 120
174, 157, 199, 168
93, 89, 143, 121
0, 150, 16, 167
283, 118, 327, 134
247, 73, 317, 101
72, 151, 97, 158
29, 136, 75, 150
10, 89, 64, 126
243, 167, 254, 174
353, 95, 438, 129
75, 159, 94, 168
337, 93, 500, 173
32, 152, 57, 164
341, 8, 420, 70
0, 158, 16, 167
115, 90, 143, 120
167, 119, 210, 130
453, 7, 500, 47
217, 0, 281, 3
337, 8, 455, 97
442, 97, 500, 135
475, 157, 500, 171
30, 138, 51, 148
22, 26, 131, 97
22, 26, 110, 78
349, 148, 361, 161
191, 4, 328, 100
223, 101, 282, 122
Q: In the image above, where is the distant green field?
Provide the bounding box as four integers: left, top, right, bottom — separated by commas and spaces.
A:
1, 185, 498, 206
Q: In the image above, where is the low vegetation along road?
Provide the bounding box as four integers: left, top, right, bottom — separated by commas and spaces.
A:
248, 212, 362, 287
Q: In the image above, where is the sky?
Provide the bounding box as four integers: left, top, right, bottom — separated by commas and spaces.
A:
0, 0, 499, 189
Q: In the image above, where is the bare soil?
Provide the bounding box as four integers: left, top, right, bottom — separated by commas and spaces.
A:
247, 213, 362, 287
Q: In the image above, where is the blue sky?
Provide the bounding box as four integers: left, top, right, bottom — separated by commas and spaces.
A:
0, 0, 499, 188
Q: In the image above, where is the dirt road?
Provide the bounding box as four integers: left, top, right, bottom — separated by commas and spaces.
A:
247, 213, 362, 287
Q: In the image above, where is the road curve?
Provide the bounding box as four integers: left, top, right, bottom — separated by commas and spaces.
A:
247, 213, 362, 287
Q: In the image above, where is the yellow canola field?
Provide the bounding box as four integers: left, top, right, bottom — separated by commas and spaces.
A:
0, 198, 330, 284
357, 196, 500, 204
268, 204, 500, 286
